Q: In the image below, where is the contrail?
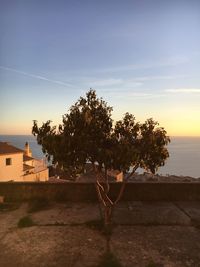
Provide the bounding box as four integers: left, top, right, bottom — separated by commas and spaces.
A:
0, 65, 76, 88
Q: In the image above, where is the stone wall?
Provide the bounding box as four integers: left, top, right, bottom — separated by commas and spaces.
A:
0, 182, 200, 202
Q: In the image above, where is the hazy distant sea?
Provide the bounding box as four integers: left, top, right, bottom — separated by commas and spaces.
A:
0, 135, 200, 178
0, 135, 43, 159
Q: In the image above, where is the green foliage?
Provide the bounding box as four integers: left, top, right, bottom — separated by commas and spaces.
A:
32, 89, 170, 229
32, 89, 170, 178
18, 216, 35, 228
138, 118, 170, 174
112, 114, 170, 174
33, 89, 113, 177
32, 90, 170, 259
97, 251, 123, 267
112, 112, 140, 172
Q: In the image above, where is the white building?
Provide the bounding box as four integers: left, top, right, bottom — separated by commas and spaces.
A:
0, 142, 49, 182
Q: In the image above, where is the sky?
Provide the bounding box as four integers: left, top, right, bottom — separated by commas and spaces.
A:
0, 0, 200, 136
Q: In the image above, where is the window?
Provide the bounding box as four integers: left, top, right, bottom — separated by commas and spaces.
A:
6, 158, 12, 166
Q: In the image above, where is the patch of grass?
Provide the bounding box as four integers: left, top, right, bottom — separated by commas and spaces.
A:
0, 202, 20, 212
0, 203, 9, 212
18, 216, 35, 228
28, 198, 50, 213
97, 251, 123, 267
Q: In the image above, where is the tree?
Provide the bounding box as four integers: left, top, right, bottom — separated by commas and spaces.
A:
32, 89, 170, 229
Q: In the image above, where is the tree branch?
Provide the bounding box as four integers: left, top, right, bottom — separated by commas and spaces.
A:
114, 164, 138, 205
96, 180, 113, 206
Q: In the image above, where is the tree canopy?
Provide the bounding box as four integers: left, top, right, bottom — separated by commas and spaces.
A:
32, 89, 170, 178
32, 89, 170, 227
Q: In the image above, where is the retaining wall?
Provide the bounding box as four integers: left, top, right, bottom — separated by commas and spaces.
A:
0, 182, 200, 202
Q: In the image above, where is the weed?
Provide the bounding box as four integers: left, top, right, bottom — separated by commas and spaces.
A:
146, 260, 163, 267
85, 219, 104, 231
18, 216, 35, 228
97, 251, 123, 267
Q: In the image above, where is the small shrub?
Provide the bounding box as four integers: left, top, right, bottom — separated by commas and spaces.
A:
97, 251, 123, 267
18, 216, 35, 228
28, 198, 49, 213
146, 262, 156, 267
146, 260, 163, 267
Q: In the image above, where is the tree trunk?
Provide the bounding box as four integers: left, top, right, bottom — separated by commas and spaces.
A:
95, 164, 139, 231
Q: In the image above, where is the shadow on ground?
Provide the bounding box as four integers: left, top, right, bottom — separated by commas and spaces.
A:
0, 201, 200, 267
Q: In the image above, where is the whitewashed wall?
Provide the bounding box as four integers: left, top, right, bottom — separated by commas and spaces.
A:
0, 153, 23, 181
23, 169, 49, 182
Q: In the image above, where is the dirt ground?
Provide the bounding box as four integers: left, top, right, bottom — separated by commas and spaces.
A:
0, 202, 200, 267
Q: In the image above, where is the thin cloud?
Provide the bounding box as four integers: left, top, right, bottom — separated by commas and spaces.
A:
103, 89, 166, 99
89, 78, 142, 88
166, 88, 200, 94
79, 75, 185, 90
131, 93, 166, 99
92, 56, 188, 73
133, 75, 182, 81
90, 78, 123, 87
0, 66, 76, 88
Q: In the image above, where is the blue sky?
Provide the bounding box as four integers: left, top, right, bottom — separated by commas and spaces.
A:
0, 0, 200, 135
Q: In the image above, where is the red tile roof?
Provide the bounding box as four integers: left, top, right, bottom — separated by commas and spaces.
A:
23, 155, 34, 161
0, 142, 24, 155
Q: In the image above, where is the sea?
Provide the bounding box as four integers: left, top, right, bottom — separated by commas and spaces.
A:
0, 135, 200, 178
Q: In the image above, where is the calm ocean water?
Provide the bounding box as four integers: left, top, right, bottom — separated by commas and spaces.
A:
0, 135, 44, 159
0, 135, 200, 178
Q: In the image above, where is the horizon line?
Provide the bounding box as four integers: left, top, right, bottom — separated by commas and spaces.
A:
1, 134, 200, 138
